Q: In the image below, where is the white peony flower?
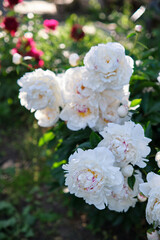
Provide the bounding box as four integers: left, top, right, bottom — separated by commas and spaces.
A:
139, 172, 160, 198
145, 191, 160, 227
84, 42, 134, 90
140, 173, 160, 227
17, 69, 62, 112
107, 171, 143, 212
34, 107, 59, 127
69, 53, 80, 66
60, 66, 131, 131
99, 121, 151, 168
63, 147, 124, 210
59, 101, 99, 131
60, 67, 92, 104
13, 53, 22, 65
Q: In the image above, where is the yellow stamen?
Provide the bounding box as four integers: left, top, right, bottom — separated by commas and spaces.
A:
78, 108, 91, 117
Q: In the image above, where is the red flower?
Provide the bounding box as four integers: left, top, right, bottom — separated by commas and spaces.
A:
1, 17, 19, 36
3, 0, 23, 8
43, 19, 59, 31
11, 36, 44, 68
70, 24, 85, 41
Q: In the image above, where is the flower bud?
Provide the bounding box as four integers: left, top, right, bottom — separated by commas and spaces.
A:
147, 229, 160, 240
69, 53, 80, 66
12, 53, 22, 65
155, 152, 160, 162
121, 165, 133, 177
138, 192, 147, 202
155, 152, 160, 168
135, 25, 142, 33
117, 105, 128, 118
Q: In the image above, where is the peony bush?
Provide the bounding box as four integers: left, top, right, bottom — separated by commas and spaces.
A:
1, 1, 160, 239
16, 40, 159, 239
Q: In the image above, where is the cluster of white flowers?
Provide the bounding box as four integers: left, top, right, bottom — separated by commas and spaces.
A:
60, 42, 133, 131
17, 42, 154, 229
17, 42, 133, 130
63, 121, 151, 212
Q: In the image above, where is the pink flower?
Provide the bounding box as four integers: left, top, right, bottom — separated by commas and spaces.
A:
11, 36, 44, 68
3, 0, 23, 9
1, 16, 19, 36
43, 19, 59, 31
70, 24, 85, 41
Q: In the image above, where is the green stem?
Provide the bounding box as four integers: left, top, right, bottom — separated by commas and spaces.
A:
21, 62, 34, 71
130, 32, 139, 56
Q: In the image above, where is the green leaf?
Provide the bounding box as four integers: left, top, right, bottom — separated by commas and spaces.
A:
130, 99, 142, 107
147, 228, 155, 234
127, 32, 136, 38
38, 132, 55, 147
89, 132, 102, 148
52, 160, 66, 169
137, 41, 148, 49
145, 122, 152, 139
0, 217, 17, 229
76, 141, 91, 150
128, 175, 135, 190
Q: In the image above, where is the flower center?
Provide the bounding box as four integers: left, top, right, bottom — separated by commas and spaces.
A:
76, 85, 85, 94
77, 169, 102, 192
77, 105, 91, 117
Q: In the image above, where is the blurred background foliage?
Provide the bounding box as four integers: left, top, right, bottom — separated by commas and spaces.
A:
0, 0, 160, 239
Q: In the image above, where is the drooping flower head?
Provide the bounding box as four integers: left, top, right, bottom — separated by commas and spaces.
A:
43, 19, 59, 31
140, 172, 160, 227
63, 147, 124, 210
17, 68, 63, 112
84, 42, 133, 90
3, 0, 23, 8
1, 16, 19, 36
99, 121, 151, 168
70, 24, 85, 41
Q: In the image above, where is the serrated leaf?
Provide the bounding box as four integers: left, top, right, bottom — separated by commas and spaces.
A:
130, 99, 142, 107
128, 175, 135, 190
127, 32, 136, 38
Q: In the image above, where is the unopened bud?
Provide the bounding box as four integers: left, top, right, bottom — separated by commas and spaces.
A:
135, 25, 142, 33
138, 192, 147, 202
121, 165, 133, 177
12, 53, 22, 65
155, 152, 160, 162
69, 53, 80, 66
155, 152, 160, 168
117, 105, 128, 118
147, 229, 160, 240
